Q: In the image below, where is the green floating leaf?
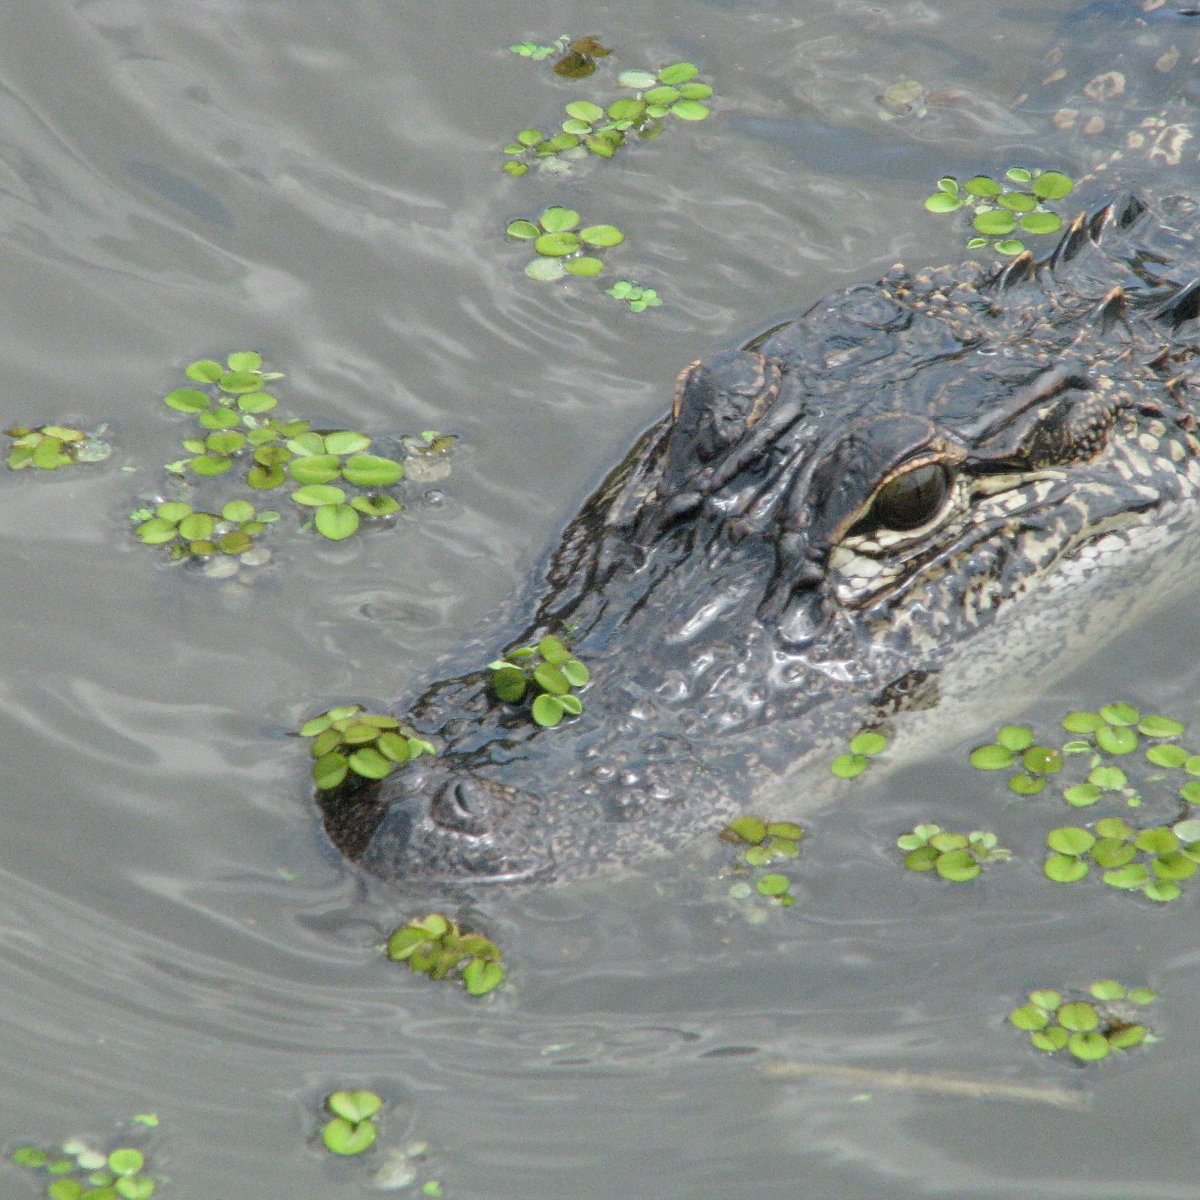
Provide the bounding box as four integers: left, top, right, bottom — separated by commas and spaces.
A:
1063, 710, 1105, 733
531, 694, 565, 726
564, 256, 605, 277
996, 725, 1033, 751
328, 1090, 383, 1122
343, 453, 403, 487
964, 175, 1001, 197
463, 957, 505, 996
671, 99, 710, 120
525, 257, 566, 281
924, 192, 963, 213
1100, 702, 1140, 726
163, 387, 211, 413
969, 743, 1014, 770
322, 1117, 377, 1156
994, 239, 1026, 255
1019, 211, 1063, 235
1031, 171, 1074, 200
618, 69, 658, 89
535, 231, 581, 257
849, 731, 887, 756
830, 753, 868, 779
539, 206, 580, 233
1097, 725, 1138, 755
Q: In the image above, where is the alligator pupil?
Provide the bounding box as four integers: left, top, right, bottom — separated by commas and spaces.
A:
871, 463, 950, 532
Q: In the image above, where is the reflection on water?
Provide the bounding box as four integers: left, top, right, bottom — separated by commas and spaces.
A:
2, 1, 1200, 1197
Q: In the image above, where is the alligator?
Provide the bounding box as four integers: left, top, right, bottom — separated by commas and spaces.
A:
318, 3, 1200, 885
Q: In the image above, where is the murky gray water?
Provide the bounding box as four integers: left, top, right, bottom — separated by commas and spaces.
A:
3, 1, 1200, 1196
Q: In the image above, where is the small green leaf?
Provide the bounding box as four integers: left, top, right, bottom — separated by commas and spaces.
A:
1097, 725, 1138, 755
670, 99, 710, 120
973, 209, 1016, 236
535, 232, 581, 257
492, 665, 527, 703
342, 453, 404, 487
508, 220, 540, 239
617, 70, 658, 89
324, 430, 372, 456
579, 224, 624, 248
1101, 702, 1140, 725
1031, 171, 1074, 200
186, 359, 224, 382
969, 744, 1014, 770
463, 957, 505, 995
924, 192, 963, 213
328, 1090, 383, 1122
531, 694, 565, 726
564, 100, 604, 123
322, 1117, 377, 1156
315, 503, 361, 541
1019, 211, 1063, 235
994, 239, 1026, 255
525, 257, 566, 281
564, 256, 605, 277
658, 62, 699, 85
164, 387, 212, 413
313, 752, 349, 790
291, 484, 346, 506
964, 175, 1001, 197
539, 206, 580, 233
830, 753, 868, 779
756, 873, 790, 896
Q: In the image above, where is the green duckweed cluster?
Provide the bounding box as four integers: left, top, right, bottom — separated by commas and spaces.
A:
11, 1119, 160, 1200
489, 635, 590, 727
507, 207, 625, 280
321, 1090, 384, 1157
1010, 980, 1156, 1062
829, 730, 888, 779
386, 913, 505, 997
130, 499, 279, 562
924, 166, 1075, 255
159, 353, 409, 546
720, 815, 804, 906
896, 825, 1011, 882
1044, 815, 1200, 902
502, 61, 712, 176
606, 280, 662, 312
6, 423, 111, 471
298, 704, 436, 791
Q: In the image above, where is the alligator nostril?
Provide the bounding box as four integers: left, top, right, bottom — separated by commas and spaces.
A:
430, 778, 495, 835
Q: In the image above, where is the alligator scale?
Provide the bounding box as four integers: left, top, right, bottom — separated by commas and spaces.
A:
320, 4, 1200, 884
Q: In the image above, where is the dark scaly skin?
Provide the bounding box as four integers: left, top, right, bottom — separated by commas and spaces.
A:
319, 4, 1200, 884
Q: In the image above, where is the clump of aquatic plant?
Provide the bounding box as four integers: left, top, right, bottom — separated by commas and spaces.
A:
897, 824, 1011, 881
6, 423, 111, 470
489, 634, 590, 727
507, 207, 625, 280
502, 61, 713, 175
968, 703, 1198, 808
721, 815, 804, 906
1010, 979, 1157, 1062
403, 430, 457, 457
130, 498, 279, 563
321, 1089, 384, 1156
1043, 814, 1200, 902
298, 704, 436, 791
11, 1120, 161, 1199
159, 352, 418, 544
386, 913, 505, 996
830, 729, 888, 779
607, 280, 662, 312
924, 166, 1075, 255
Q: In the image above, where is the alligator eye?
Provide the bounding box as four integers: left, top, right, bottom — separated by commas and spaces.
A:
870, 462, 951, 531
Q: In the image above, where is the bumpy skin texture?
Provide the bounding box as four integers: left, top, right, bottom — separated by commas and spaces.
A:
319, 4, 1200, 884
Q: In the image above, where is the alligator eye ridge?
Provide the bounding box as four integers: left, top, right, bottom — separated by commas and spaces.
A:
870, 462, 951, 532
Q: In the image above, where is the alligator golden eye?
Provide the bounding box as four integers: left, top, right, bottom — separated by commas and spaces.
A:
870, 462, 951, 531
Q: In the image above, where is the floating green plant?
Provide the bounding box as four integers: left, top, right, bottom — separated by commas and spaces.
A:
298, 704, 436, 791
607, 280, 662, 312
158, 352, 420, 545
897, 825, 1011, 881
1043, 815, 1200, 901
11, 1121, 161, 1199
968, 702, 1198, 808
1010, 979, 1156, 1062
507, 207, 625, 280
130, 498, 279, 562
6, 423, 111, 470
830, 729, 888, 779
322, 1089, 383, 1156
386, 913, 505, 996
502, 61, 713, 174
509, 35, 569, 61
721, 816, 803, 906
924, 166, 1075, 255
489, 634, 589, 726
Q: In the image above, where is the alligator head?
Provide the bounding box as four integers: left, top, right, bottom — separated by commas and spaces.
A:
319, 194, 1200, 885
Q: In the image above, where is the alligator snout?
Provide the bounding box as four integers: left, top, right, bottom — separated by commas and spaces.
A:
333, 755, 554, 885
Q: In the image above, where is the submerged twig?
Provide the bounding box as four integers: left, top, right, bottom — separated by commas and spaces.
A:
762, 1060, 1091, 1110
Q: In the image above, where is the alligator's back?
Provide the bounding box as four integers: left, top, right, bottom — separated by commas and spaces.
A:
318, 4, 1200, 887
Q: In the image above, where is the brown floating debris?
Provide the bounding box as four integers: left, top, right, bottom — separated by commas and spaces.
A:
762, 1060, 1091, 1110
